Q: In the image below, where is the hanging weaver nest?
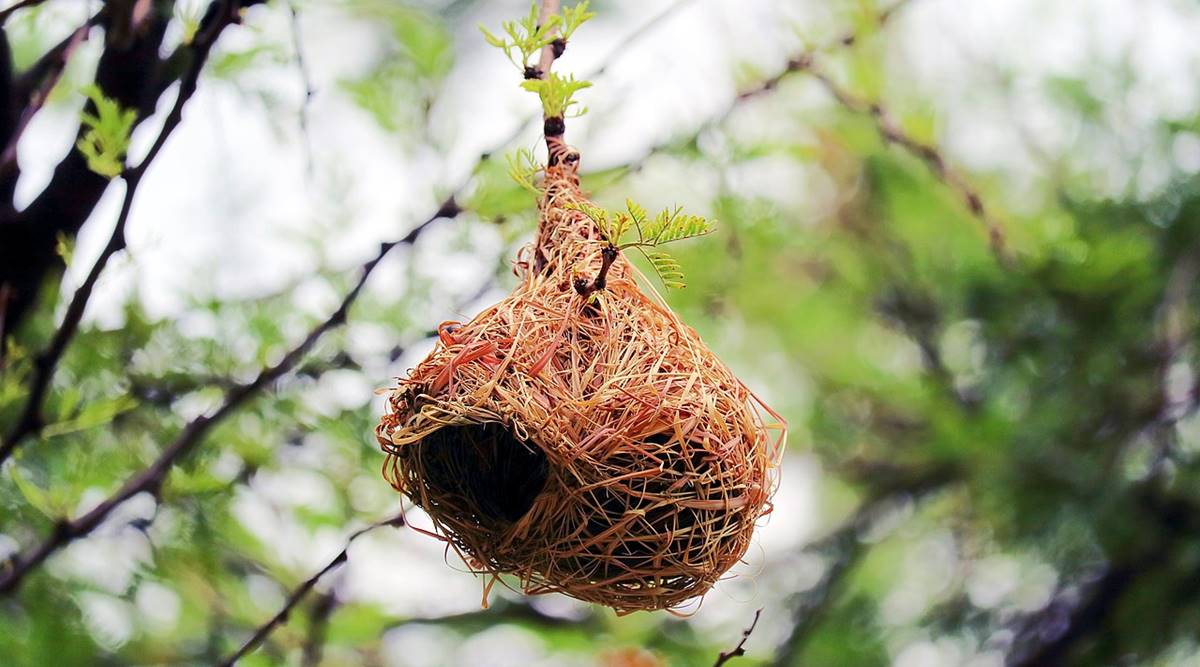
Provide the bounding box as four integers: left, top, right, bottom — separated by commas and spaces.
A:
376, 151, 786, 614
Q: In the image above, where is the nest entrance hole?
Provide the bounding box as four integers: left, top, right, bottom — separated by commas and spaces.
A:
414, 422, 549, 524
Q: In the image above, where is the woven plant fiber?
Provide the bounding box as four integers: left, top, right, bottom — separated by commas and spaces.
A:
376, 155, 785, 613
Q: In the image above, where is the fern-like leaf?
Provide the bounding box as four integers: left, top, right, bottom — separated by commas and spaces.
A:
642, 250, 687, 289
506, 148, 542, 194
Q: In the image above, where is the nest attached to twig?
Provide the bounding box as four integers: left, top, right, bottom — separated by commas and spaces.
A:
376, 155, 785, 613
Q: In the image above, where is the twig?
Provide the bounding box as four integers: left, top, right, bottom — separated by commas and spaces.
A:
533, 0, 569, 164
218, 513, 405, 667
286, 0, 316, 181
799, 60, 1007, 257
573, 244, 616, 297
713, 608, 762, 667
599, 0, 912, 177
0, 0, 247, 465
481, 0, 697, 166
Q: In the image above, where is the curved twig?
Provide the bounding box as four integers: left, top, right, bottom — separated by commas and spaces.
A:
218, 513, 405, 666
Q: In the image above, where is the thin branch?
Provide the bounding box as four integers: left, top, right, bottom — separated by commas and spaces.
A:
286, 0, 315, 181
596, 0, 912, 177
739, 0, 914, 103
713, 608, 762, 667
480, 0, 697, 164
533, 0, 568, 163
534, 0, 561, 79
798, 59, 1008, 257
218, 513, 406, 667
0, 0, 245, 464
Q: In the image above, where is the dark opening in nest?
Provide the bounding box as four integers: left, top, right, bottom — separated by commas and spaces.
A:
410, 423, 549, 524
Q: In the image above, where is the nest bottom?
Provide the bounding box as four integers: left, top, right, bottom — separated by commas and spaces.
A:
410, 423, 549, 525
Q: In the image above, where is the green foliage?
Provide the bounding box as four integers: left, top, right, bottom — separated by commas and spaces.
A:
480, 1, 593, 72
480, 1, 555, 71
519, 72, 591, 119
482, 2, 594, 119
558, 1, 595, 42
506, 147, 543, 194
568, 199, 714, 288
340, 5, 454, 133
75, 85, 137, 178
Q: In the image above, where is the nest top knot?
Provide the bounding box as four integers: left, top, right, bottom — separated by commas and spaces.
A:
376, 156, 785, 614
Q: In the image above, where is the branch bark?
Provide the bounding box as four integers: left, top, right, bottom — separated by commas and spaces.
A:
534, 0, 570, 165
0, 2, 173, 332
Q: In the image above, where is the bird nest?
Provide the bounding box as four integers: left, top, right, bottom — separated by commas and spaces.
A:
376, 156, 785, 614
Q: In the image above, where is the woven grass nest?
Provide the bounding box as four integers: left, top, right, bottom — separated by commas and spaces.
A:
376, 154, 786, 614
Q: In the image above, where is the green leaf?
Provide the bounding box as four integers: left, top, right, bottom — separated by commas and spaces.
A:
519, 72, 591, 118
9, 466, 60, 519
505, 147, 543, 195
42, 394, 139, 438
642, 250, 686, 289
75, 85, 137, 178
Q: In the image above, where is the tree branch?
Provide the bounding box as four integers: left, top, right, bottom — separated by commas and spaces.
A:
0, 0, 250, 464
791, 57, 1008, 259
533, 0, 571, 165
0, 1, 174, 330
218, 513, 406, 667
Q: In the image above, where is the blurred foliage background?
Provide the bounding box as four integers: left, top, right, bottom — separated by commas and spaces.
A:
3, 0, 1200, 665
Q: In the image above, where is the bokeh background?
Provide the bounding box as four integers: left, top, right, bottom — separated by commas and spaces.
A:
4, 0, 1200, 665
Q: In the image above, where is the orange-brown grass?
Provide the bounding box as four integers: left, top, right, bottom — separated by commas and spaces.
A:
376, 155, 786, 614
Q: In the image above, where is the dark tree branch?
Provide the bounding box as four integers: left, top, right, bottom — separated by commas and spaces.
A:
0, 1, 174, 330
0, 0, 258, 464
219, 513, 406, 667
713, 609, 762, 667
